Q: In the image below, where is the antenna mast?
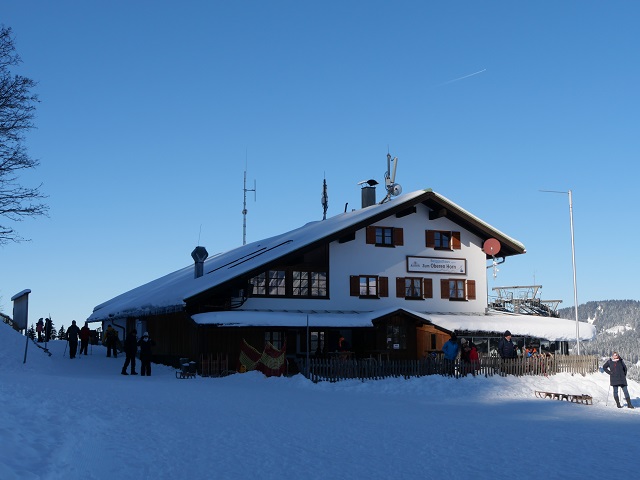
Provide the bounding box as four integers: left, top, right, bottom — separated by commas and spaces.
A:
321, 175, 329, 220
242, 163, 256, 245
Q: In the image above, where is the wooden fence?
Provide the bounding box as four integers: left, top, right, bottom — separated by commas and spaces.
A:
296, 354, 600, 383
199, 353, 230, 377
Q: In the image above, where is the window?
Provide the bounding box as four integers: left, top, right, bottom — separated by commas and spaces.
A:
293, 271, 327, 297
405, 278, 422, 298
386, 325, 407, 350
360, 276, 377, 296
310, 330, 325, 355
426, 230, 461, 250
250, 270, 286, 297
268, 270, 286, 296
366, 226, 404, 247
250, 272, 266, 296
396, 277, 432, 299
350, 275, 388, 298
440, 279, 476, 301
250, 269, 328, 298
265, 331, 284, 349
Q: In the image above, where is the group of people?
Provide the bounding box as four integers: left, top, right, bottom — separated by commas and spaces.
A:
442, 334, 480, 376
63, 322, 156, 376
119, 329, 156, 376
35, 318, 53, 343
65, 320, 91, 359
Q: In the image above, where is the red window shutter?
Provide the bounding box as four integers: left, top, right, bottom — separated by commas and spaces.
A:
440, 279, 449, 299
396, 277, 405, 297
379, 276, 389, 297
366, 226, 376, 244
467, 280, 476, 300
452, 232, 461, 250
426, 230, 435, 248
350, 276, 360, 296
423, 278, 433, 298
393, 228, 404, 246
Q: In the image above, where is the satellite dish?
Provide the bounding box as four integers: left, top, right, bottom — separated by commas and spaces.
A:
483, 238, 501, 255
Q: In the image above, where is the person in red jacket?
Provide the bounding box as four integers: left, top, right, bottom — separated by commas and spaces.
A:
79, 321, 91, 356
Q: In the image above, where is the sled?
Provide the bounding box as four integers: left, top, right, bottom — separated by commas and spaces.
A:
176, 358, 197, 379
535, 390, 592, 405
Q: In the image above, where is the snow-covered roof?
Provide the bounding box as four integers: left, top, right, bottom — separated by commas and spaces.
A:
88, 189, 525, 322
191, 307, 596, 341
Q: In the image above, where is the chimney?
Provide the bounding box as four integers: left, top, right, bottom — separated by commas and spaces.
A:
359, 179, 378, 208
191, 246, 208, 279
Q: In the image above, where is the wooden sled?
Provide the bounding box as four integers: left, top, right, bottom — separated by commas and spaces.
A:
535, 390, 592, 405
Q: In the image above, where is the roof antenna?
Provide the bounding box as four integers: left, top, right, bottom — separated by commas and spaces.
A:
242, 151, 256, 245
379, 152, 402, 204
321, 174, 329, 220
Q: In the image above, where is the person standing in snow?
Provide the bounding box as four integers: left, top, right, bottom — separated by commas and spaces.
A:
137, 332, 156, 376
603, 352, 634, 409
104, 325, 118, 358
79, 321, 91, 356
497, 330, 517, 359
36, 318, 44, 342
442, 334, 459, 377
498, 330, 518, 375
66, 320, 81, 359
121, 329, 138, 376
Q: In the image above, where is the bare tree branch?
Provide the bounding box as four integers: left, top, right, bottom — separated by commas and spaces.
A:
0, 25, 48, 245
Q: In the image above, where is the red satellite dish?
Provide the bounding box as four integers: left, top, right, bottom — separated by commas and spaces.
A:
483, 238, 501, 256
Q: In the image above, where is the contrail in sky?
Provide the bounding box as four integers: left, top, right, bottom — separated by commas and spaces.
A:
436, 68, 487, 87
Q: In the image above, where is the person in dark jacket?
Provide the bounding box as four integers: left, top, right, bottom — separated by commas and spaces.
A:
36, 318, 44, 342
121, 329, 138, 375
137, 332, 156, 376
66, 320, 81, 359
104, 325, 118, 358
79, 321, 91, 356
497, 331, 517, 359
603, 352, 634, 409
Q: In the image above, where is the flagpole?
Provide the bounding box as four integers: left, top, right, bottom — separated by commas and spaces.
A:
540, 189, 580, 355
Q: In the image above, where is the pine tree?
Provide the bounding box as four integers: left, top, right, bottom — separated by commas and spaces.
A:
57, 325, 65, 340
27, 323, 35, 340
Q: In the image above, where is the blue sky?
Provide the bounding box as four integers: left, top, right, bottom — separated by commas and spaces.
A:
1, 1, 639, 327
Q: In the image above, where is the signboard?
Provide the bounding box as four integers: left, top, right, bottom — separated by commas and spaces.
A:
11, 289, 31, 330
407, 256, 466, 275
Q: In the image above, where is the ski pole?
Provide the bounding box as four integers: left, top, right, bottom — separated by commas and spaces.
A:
606, 385, 610, 406
63, 339, 68, 357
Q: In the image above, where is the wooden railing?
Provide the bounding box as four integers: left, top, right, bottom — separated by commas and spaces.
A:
296, 354, 600, 383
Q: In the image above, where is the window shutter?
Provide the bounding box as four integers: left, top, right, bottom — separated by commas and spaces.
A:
440, 279, 449, 299
426, 230, 435, 248
396, 277, 405, 298
350, 276, 360, 296
423, 278, 433, 298
393, 228, 404, 246
452, 232, 461, 250
379, 276, 388, 297
467, 280, 476, 300
366, 226, 376, 244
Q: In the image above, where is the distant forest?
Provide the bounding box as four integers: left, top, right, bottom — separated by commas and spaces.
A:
558, 300, 640, 381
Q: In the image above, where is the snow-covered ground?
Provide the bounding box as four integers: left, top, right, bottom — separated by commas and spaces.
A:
1, 322, 638, 480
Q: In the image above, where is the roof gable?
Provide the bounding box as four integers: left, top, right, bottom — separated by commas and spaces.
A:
88, 189, 525, 321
